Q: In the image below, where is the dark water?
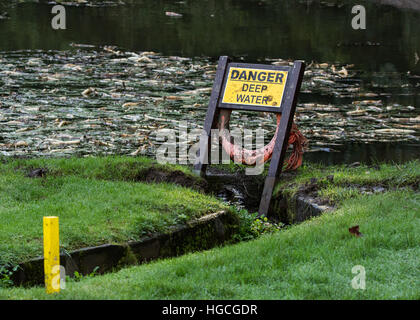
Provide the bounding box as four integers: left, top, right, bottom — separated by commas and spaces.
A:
1, 0, 419, 73
305, 142, 420, 165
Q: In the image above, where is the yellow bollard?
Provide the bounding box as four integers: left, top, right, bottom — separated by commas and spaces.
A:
43, 216, 60, 294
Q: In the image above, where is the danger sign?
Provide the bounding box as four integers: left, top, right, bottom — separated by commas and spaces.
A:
194, 56, 305, 218
221, 67, 288, 107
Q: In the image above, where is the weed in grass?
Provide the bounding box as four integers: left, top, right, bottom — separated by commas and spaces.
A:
318, 186, 361, 203
0, 264, 18, 288
68, 266, 100, 283
251, 216, 284, 235
231, 208, 284, 242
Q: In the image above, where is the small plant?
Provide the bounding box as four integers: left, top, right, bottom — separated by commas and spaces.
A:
67, 266, 100, 282
251, 216, 284, 235
232, 208, 284, 242
232, 208, 258, 242
176, 213, 188, 223
0, 264, 18, 288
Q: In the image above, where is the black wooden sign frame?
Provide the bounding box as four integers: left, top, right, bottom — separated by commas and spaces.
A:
194, 56, 305, 217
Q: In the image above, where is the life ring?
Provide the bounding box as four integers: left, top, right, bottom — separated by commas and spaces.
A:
218, 109, 307, 171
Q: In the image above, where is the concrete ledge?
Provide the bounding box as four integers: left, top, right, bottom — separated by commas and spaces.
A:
269, 193, 334, 224
294, 195, 333, 222
11, 210, 239, 287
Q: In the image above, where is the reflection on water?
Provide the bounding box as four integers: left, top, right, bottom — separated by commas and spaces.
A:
0, 0, 419, 73
306, 142, 420, 165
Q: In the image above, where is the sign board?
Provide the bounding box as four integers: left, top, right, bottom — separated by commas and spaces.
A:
194, 56, 305, 217
222, 67, 288, 108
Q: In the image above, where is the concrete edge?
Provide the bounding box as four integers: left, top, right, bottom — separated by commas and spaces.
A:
10, 210, 239, 287
270, 192, 335, 224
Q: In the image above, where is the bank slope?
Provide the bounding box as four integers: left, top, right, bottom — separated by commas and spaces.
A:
2, 188, 419, 299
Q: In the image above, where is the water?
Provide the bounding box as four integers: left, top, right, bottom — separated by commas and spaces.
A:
0, 0, 419, 164
1, 0, 419, 72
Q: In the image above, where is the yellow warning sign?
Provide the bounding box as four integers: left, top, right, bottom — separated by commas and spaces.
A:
222, 67, 288, 107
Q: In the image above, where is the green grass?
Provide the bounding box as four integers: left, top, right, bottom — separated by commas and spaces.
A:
0, 156, 227, 267
276, 161, 420, 191
1, 188, 418, 299
0, 159, 418, 299
0, 156, 200, 184
274, 160, 420, 204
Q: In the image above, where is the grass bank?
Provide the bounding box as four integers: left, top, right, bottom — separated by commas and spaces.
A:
274, 160, 420, 205
0, 156, 227, 267
1, 161, 418, 299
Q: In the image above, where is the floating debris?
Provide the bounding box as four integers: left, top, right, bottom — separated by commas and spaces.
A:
165, 11, 183, 18
82, 87, 97, 97
346, 109, 367, 116
0, 12, 9, 20
0, 47, 418, 159
122, 102, 141, 108
14, 140, 28, 148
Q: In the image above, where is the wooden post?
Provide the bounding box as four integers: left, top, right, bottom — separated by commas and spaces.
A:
258, 61, 306, 217
193, 56, 230, 177
43, 216, 60, 294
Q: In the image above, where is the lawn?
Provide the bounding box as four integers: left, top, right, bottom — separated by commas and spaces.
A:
0, 161, 420, 299
0, 156, 228, 267
1, 162, 418, 299
273, 160, 420, 207
275, 161, 420, 195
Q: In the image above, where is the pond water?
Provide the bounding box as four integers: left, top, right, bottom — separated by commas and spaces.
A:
1, 0, 420, 73
0, 0, 419, 164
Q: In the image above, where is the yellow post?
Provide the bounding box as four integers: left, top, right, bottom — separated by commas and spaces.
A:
43, 216, 60, 294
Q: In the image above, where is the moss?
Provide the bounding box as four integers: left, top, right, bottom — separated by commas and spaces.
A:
116, 246, 138, 269
158, 211, 239, 258
12, 259, 44, 287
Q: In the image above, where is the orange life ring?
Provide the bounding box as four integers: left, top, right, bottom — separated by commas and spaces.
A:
218, 109, 307, 171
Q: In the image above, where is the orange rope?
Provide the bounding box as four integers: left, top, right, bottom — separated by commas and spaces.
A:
218, 110, 308, 171
284, 121, 308, 171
